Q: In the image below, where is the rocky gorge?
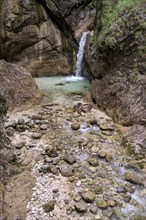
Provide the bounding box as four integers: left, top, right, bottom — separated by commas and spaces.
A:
0, 0, 146, 220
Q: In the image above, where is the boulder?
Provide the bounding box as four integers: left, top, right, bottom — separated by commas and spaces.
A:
0, 60, 42, 110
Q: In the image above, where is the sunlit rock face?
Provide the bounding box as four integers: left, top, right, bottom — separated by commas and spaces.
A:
0, 60, 42, 111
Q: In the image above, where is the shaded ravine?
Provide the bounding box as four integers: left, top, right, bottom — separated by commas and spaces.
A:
3, 77, 146, 220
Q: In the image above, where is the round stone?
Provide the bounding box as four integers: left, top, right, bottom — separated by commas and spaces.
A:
90, 206, 98, 214
31, 132, 42, 139
98, 149, 107, 158
64, 153, 76, 164
60, 164, 73, 177
18, 118, 25, 125
124, 172, 140, 184
82, 191, 96, 203
88, 157, 99, 166
71, 123, 80, 131
6, 127, 15, 136
40, 124, 48, 130
96, 200, 108, 209
74, 201, 87, 213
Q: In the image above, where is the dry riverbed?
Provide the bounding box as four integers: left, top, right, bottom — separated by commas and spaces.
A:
0, 96, 146, 220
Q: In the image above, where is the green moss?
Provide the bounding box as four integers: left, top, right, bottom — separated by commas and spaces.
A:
95, 0, 144, 44
128, 75, 138, 84
42, 200, 55, 212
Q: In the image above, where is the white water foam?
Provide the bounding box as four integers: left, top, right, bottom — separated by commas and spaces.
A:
65, 75, 84, 82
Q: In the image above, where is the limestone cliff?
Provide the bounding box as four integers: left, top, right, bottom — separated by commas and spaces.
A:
86, 0, 146, 152
0, 0, 96, 76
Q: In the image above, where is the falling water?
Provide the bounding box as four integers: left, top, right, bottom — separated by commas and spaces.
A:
75, 31, 89, 77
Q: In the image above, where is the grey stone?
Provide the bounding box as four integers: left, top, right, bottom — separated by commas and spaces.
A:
14, 141, 26, 149
40, 164, 51, 173
60, 164, 73, 177
47, 148, 58, 157
31, 132, 42, 139
90, 206, 98, 214
74, 200, 87, 212
6, 127, 15, 136
18, 119, 25, 125
64, 153, 76, 164
40, 124, 48, 130
82, 191, 96, 203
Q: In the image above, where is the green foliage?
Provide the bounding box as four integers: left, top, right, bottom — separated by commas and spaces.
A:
95, 0, 144, 44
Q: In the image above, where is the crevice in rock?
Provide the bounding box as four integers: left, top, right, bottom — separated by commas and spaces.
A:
37, 0, 78, 46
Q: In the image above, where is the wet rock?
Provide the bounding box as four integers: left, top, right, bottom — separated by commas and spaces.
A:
60, 164, 73, 177
124, 172, 140, 184
74, 200, 87, 213
64, 153, 76, 164
42, 200, 55, 212
31, 132, 42, 139
96, 199, 108, 209
88, 157, 99, 166
82, 191, 96, 203
71, 123, 80, 131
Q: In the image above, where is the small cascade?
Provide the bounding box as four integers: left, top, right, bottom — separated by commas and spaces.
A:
75, 31, 89, 77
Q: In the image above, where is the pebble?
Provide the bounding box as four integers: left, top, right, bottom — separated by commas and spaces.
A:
60, 164, 73, 177
74, 200, 87, 212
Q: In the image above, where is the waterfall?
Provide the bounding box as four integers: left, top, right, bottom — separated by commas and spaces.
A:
75, 31, 89, 77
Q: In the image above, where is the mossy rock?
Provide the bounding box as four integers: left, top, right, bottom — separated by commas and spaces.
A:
96, 199, 107, 209
124, 172, 140, 184
42, 200, 55, 212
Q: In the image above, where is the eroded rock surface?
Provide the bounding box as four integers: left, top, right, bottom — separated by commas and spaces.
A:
0, 60, 42, 110
85, 1, 146, 154
1, 94, 145, 220
0, 0, 96, 76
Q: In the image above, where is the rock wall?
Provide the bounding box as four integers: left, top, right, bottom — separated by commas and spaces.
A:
86, 1, 146, 126
0, 0, 96, 76
0, 60, 42, 111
